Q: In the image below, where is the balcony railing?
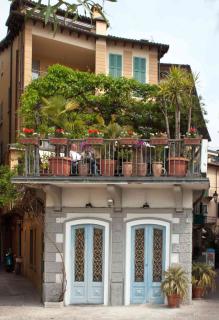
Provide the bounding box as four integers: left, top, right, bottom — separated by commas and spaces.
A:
193, 214, 217, 225
13, 138, 203, 179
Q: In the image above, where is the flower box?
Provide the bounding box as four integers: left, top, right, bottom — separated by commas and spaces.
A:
86, 137, 104, 145
183, 137, 201, 145
49, 137, 68, 145
19, 137, 39, 145
150, 137, 169, 145
119, 138, 138, 145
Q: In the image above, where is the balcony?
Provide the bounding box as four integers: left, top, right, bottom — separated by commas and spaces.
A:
193, 215, 217, 225
10, 138, 206, 185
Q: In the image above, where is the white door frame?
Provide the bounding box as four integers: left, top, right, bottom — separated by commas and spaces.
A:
125, 219, 170, 305
64, 219, 109, 306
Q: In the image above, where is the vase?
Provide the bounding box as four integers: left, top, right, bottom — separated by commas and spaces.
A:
123, 162, 133, 177
49, 157, 71, 176
137, 163, 147, 176
150, 137, 168, 145
167, 294, 181, 308
152, 161, 165, 177
192, 287, 204, 299
78, 163, 89, 176
19, 137, 39, 145
183, 137, 201, 145
168, 157, 189, 177
119, 137, 138, 145
100, 159, 117, 176
49, 137, 68, 145
86, 137, 104, 145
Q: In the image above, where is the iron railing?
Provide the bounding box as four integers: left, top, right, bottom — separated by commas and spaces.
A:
15, 138, 203, 178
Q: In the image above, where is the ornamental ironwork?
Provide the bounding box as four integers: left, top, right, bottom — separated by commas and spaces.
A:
74, 228, 85, 282
134, 228, 145, 282
153, 229, 163, 282
93, 228, 103, 282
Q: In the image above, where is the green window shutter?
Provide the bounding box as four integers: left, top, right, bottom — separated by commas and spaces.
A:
109, 54, 122, 78
133, 57, 146, 83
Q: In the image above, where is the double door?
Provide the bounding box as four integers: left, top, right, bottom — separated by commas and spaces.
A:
71, 224, 104, 304
131, 225, 166, 304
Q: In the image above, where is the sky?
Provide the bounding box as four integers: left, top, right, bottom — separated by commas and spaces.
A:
0, 0, 219, 148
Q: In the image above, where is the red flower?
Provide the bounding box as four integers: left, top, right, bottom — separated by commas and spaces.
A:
22, 128, 34, 134
55, 128, 64, 133
189, 127, 197, 133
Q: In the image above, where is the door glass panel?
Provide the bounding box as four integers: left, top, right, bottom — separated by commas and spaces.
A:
93, 228, 103, 282
74, 228, 85, 282
134, 228, 145, 282
153, 229, 163, 282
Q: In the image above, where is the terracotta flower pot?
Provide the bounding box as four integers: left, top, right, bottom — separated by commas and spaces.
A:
100, 159, 117, 176
137, 163, 147, 176
123, 162, 133, 177
86, 137, 104, 145
49, 157, 71, 176
49, 137, 68, 145
19, 137, 39, 145
168, 157, 189, 177
167, 294, 181, 308
192, 287, 204, 299
119, 137, 138, 145
78, 163, 89, 176
184, 137, 201, 145
150, 137, 168, 145
152, 161, 165, 177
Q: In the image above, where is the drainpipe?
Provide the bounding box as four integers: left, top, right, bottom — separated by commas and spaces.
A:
9, 43, 13, 144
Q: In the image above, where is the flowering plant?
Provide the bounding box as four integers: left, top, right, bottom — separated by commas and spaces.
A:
88, 129, 103, 138
48, 127, 70, 137
150, 132, 167, 138
120, 128, 138, 138
185, 127, 199, 138
19, 128, 38, 137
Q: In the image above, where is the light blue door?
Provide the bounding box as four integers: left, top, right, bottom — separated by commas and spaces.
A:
71, 224, 104, 304
131, 225, 166, 304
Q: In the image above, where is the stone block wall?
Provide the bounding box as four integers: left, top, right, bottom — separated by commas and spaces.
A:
172, 210, 193, 303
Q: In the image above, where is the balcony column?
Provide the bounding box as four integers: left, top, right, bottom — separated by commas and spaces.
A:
23, 21, 33, 87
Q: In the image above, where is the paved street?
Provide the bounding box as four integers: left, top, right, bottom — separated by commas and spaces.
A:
0, 270, 219, 320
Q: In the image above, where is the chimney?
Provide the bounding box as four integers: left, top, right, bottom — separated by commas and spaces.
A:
92, 4, 107, 35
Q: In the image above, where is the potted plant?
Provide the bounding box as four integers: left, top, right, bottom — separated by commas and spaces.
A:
86, 129, 104, 144
192, 263, 216, 299
48, 127, 68, 145
150, 132, 169, 145
119, 127, 138, 145
132, 140, 147, 177
161, 265, 189, 308
100, 142, 117, 177
152, 146, 166, 177
157, 67, 200, 176
184, 127, 202, 145
18, 128, 39, 145
119, 148, 133, 177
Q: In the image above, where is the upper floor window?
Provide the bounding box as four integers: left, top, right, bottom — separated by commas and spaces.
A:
109, 54, 122, 78
133, 57, 146, 83
32, 60, 40, 80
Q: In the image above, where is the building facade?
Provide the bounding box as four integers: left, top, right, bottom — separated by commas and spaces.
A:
0, 0, 210, 306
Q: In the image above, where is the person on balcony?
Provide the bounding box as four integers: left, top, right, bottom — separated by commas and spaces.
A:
70, 143, 81, 175
81, 145, 98, 175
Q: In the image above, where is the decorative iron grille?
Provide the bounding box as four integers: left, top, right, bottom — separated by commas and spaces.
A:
74, 228, 85, 282
134, 228, 145, 282
93, 228, 103, 282
152, 229, 163, 282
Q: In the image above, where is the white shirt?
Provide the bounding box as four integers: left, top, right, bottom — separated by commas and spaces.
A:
70, 150, 81, 161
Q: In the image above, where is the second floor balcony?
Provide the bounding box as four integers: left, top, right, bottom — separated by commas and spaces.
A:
11, 137, 207, 184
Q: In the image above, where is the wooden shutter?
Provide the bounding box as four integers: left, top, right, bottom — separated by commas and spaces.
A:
133, 57, 146, 83
109, 54, 122, 78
